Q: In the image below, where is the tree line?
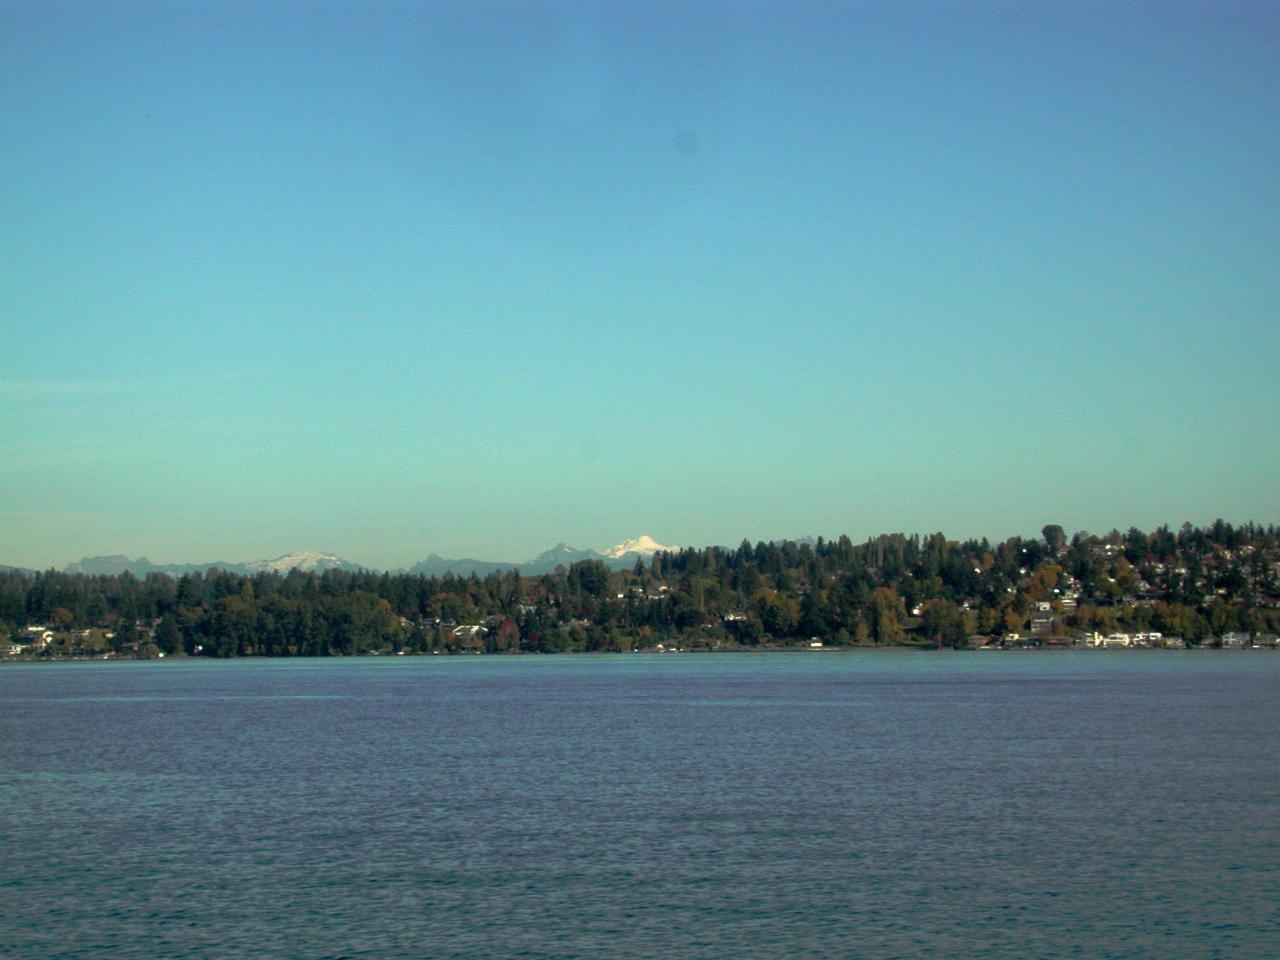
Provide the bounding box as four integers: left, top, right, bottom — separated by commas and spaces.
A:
4, 520, 1279, 657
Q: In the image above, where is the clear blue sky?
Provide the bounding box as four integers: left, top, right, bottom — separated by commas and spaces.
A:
3, 1, 1278, 570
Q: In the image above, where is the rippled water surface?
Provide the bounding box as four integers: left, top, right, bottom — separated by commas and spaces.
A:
2, 652, 1277, 958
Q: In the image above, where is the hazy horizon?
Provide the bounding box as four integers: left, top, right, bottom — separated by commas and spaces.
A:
9, 516, 1279, 574
4, 2, 1278, 572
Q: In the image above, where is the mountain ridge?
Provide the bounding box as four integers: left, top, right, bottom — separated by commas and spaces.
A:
408, 537, 679, 578
63, 551, 364, 577
53, 536, 681, 579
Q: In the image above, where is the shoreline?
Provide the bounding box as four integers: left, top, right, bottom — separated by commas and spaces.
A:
4, 644, 1274, 664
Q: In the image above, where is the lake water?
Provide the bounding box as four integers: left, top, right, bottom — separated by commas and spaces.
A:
1, 651, 1277, 959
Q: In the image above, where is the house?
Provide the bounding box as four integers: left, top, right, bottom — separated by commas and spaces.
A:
23, 626, 55, 650
1103, 633, 1133, 648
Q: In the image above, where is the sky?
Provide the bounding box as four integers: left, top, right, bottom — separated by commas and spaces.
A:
2, 1, 1278, 570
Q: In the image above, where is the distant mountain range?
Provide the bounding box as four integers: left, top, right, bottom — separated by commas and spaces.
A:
28, 536, 681, 579
406, 535, 679, 577
61, 550, 361, 577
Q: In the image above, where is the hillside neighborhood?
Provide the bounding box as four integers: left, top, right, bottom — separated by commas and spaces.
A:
3, 522, 1279, 658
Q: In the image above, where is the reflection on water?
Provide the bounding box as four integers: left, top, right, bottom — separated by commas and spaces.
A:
2, 652, 1277, 959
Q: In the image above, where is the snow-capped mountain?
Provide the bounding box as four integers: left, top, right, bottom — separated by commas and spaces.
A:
57, 538, 678, 580
63, 550, 362, 577
246, 551, 353, 574
404, 536, 678, 577
603, 535, 677, 559
525, 542, 604, 568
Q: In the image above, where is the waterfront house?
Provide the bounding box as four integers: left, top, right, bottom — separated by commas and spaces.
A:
22, 626, 55, 650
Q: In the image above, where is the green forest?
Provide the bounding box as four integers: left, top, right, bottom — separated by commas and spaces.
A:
4, 521, 1279, 658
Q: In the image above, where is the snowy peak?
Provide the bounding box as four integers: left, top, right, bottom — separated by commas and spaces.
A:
525, 543, 601, 568
248, 551, 350, 574
61, 551, 360, 577
603, 535, 676, 559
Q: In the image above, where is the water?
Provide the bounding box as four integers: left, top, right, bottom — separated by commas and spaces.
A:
2, 652, 1277, 958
